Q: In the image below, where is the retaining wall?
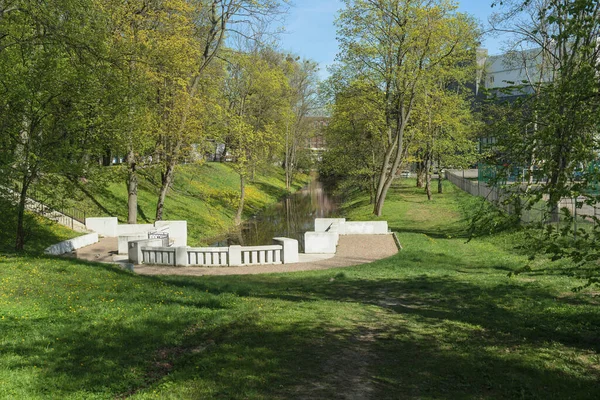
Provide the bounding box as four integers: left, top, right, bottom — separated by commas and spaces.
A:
85, 218, 187, 246
44, 233, 99, 255
305, 218, 390, 253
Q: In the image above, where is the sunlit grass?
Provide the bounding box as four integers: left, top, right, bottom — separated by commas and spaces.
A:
1, 178, 599, 399
68, 163, 309, 245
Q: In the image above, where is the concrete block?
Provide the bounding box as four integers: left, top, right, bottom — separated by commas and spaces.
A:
315, 218, 346, 234
117, 233, 148, 255
117, 224, 154, 236
345, 221, 388, 234
175, 247, 189, 267
128, 238, 164, 264
273, 238, 299, 263
85, 217, 118, 237
154, 220, 187, 247
229, 245, 242, 266
44, 233, 99, 255
304, 232, 338, 254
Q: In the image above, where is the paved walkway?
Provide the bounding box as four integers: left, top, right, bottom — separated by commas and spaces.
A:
66, 237, 128, 263
71, 235, 399, 276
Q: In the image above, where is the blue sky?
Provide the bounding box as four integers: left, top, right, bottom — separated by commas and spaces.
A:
277, 0, 505, 79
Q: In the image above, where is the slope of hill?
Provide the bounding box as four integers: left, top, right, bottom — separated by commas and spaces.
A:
69, 163, 309, 245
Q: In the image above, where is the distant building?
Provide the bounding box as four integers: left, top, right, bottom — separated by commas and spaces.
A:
478, 48, 550, 99
474, 48, 550, 182
304, 116, 329, 161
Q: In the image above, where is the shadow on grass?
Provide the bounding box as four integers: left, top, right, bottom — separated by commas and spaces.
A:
4, 252, 599, 399
147, 264, 599, 398
9, 278, 599, 399
391, 225, 471, 239
0, 212, 78, 254
158, 251, 600, 356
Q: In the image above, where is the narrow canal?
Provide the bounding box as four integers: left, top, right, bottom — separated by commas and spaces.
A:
211, 177, 339, 251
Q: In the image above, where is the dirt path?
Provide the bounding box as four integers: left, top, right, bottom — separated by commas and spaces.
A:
134, 235, 399, 276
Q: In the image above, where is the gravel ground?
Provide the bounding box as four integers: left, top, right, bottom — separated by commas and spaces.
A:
135, 235, 399, 276
69, 235, 399, 276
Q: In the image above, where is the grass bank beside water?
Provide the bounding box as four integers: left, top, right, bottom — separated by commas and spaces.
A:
1, 179, 599, 399
48, 163, 308, 246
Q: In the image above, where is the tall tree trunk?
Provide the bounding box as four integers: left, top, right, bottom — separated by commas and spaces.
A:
15, 177, 30, 251
425, 153, 432, 201
374, 122, 407, 216
235, 174, 245, 225
416, 150, 425, 187
437, 154, 443, 194
156, 163, 175, 221
547, 126, 570, 223
416, 161, 425, 188
285, 121, 291, 190
126, 148, 137, 224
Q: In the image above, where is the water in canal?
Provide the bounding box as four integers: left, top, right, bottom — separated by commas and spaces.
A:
210, 178, 339, 251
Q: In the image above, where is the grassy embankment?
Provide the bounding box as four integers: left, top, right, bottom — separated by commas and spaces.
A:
1, 179, 599, 399
65, 162, 309, 245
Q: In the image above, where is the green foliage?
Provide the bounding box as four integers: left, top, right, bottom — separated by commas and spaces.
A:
486, 0, 600, 284
330, 0, 480, 215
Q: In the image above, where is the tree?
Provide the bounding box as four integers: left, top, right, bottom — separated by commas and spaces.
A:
319, 79, 387, 203
100, 0, 202, 224
334, 0, 479, 216
283, 56, 320, 190
222, 49, 289, 224
486, 0, 600, 287
153, 0, 289, 221
0, 0, 112, 250
409, 58, 479, 200
489, 0, 600, 219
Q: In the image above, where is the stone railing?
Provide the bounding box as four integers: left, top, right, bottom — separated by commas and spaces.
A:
141, 246, 176, 266
86, 217, 188, 254
188, 247, 229, 266
128, 237, 298, 267
240, 245, 282, 265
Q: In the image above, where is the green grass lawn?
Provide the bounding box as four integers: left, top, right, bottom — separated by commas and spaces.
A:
1, 179, 599, 399
61, 162, 309, 245
0, 205, 80, 254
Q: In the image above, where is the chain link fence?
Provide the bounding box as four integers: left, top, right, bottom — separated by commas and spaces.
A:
446, 170, 600, 232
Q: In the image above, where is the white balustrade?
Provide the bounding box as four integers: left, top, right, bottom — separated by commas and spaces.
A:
240, 245, 282, 265
187, 247, 229, 266
141, 247, 176, 265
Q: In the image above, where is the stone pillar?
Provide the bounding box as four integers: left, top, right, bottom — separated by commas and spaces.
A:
304, 232, 338, 254
128, 240, 143, 264
273, 237, 299, 264
175, 247, 189, 267
128, 238, 165, 265
229, 245, 242, 266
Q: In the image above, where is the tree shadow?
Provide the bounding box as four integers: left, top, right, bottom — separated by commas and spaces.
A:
5, 251, 600, 399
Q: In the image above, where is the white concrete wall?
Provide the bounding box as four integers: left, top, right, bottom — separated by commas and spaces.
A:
345, 221, 388, 235
117, 224, 154, 236
45, 233, 99, 255
273, 237, 299, 263
118, 233, 148, 255
154, 220, 187, 246
85, 217, 118, 237
315, 218, 346, 234
304, 232, 338, 254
